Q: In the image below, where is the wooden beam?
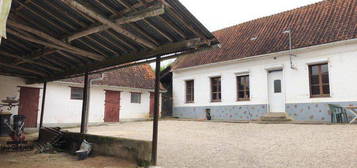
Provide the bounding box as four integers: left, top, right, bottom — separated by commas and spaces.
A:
15, 49, 57, 65
0, 72, 38, 79
14, 0, 68, 33
7, 29, 103, 62
7, 20, 105, 61
66, 3, 165, 42
0, 51, 63, 72
143, 19, 174, 42
157, 17, 186, 39
29, 38, 203, 83
0, 61, 47, 76
60, 0, 157, 49
56, 51, 85, 64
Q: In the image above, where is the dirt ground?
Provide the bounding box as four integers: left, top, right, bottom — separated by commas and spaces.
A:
0, 151, 136, 168
68, 120, 357, 168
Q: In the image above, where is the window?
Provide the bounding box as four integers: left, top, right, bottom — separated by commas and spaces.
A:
71, 87, 83, 100
274, 80, 282, 93
131, 92, 141, 103
210, 77, 221, 102
309, 63, 330, 97
185, 80, 194, 103
237, 75, 250, 101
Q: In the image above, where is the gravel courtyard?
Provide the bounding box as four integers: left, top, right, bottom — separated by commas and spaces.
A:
69, 120, 357, 168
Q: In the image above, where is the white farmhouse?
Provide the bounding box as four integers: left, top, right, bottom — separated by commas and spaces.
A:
0, 64, 162, 127
172, 0, 357, 122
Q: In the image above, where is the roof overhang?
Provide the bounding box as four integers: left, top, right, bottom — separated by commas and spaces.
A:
0, 0, 218, 84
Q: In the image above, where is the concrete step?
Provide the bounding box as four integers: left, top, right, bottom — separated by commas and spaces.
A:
259, 113, 293, 122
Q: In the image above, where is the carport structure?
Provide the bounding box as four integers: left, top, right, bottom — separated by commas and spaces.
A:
0, 0, 218, 165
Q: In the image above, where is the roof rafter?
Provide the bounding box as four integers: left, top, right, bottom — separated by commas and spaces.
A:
0, 51, 63, 72
7, 21, 105, 61
0, 61, 47, 77
66, 3, 165, 42
60, 0, 157, 49
29, 38, 204, 83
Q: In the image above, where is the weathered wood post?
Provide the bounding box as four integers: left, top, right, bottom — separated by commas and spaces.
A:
80, 72, 90, 134
39, 81, 47, 128
151, 56, 161, 166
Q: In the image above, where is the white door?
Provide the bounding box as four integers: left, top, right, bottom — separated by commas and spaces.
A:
268, 70, 285, 113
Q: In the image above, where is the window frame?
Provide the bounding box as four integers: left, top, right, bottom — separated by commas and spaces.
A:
210, 76, 222, 102
185, 80, 194, 103
70, 87, 84, 100
308, 63, 330, 98
131, 92, 142, 104
237, 75, 250, 101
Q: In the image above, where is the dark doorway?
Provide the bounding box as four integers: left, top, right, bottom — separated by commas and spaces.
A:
104, 91, 120, 122
18, 87, 40, 128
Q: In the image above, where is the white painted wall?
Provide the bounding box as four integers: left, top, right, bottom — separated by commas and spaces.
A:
173, 40, 357, 108
0, 76, 42, 117
0, 76, 161, 127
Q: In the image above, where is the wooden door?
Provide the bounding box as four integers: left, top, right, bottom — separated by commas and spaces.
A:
104, 91, 120, 122
150, 92, 155, 117
18, 87, 40, 128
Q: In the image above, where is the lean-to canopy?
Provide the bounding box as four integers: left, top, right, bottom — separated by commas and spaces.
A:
0, 0, 218, 83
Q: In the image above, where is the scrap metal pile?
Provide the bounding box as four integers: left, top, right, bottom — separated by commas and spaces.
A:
35, 127, 65, 153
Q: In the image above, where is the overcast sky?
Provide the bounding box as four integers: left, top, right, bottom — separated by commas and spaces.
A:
179, 0, 323, 31
152, 0, 323, 69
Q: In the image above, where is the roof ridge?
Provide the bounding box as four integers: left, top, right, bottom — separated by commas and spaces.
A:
212, 0, 327, 34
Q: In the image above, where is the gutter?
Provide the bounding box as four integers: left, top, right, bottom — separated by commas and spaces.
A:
174, 38, 357, 72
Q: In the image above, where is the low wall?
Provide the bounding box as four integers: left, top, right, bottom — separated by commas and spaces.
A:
62, 132, 152, 167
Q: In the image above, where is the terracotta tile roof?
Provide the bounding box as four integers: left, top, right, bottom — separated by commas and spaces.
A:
61, 64, 161, 90
173, 0, 357, 69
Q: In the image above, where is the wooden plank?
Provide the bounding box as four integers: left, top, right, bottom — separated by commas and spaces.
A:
60, 0, 157, 49
15, 0, 68, 32
8, 21, 105, 61
0, 62, 47, 76
15, 49, 57, 65
29, 38, 203, 83
143, 19, 174, 42
66, 3, 165, 41
0, 51, 63, 72
157, 17, 186, 39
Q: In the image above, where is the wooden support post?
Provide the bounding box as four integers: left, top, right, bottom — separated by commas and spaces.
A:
80, 72, 90, 134
39, 81, 47, 128
151, 56, 161, 165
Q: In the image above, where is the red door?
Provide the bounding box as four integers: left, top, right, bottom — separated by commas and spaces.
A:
150, 92, 155, 117
18, 87, 40, 128
104, 91, 120, 122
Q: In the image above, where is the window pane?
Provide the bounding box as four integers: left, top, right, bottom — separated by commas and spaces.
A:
311, 86, 320, 95
212, 93, 217, 100
274, 80, 282, 93
71, 87, 83, 100
323, 85, 330, 95
211, 77, 221, 101
131, 93, 141, 103
310, 65, 319, 75
322, 73, 329, 83
310, 75, 319, 85
186, 80, 194, 102
212, 84, 217, 92
238, 91, 245, 98
321, 64, 328, 73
